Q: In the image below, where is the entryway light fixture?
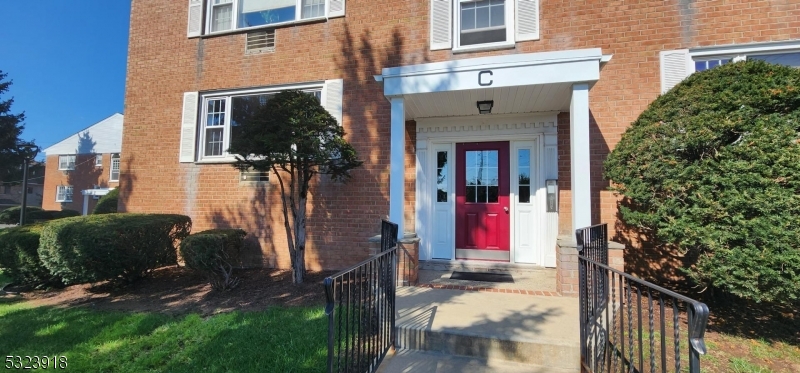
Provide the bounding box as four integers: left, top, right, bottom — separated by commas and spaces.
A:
476, 100, 494, 115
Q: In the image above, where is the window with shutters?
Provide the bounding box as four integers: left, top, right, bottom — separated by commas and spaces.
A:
660, 40, 800, 93
190, 0, 344, 37
180, 80, 343, 163
56, 185, 73, 203
199, 87, 321, 160
430, 0, 538, 52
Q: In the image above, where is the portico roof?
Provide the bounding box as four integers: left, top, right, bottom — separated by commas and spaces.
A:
375, 48, 611, 119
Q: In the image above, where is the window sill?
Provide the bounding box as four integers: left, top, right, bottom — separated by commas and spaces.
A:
56, 200, 72, 203
452, 42, 516, 54
195, 157, 238, 165
193, 16, 330, 39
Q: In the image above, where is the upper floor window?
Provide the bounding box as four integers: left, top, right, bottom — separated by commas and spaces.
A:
188, 0, 345, 37
110, 154, 121, 182
430, 0, 539, 52
95, 154, 103, 167
58, 155, 76, 170
661, 40, 800, 93
56, 185, 73, 203
178, 79, 344, 163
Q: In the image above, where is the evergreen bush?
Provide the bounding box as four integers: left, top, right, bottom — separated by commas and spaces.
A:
38, 213, 192, 284
0, 206, 42, 224
605, 60, 800, 304
0, 224, 56, 285
92, 188, 119, 214
180, 228, 246, 290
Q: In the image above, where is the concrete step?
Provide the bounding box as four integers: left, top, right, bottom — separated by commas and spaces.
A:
376, 349, 578, 373
394, 287, 580, 371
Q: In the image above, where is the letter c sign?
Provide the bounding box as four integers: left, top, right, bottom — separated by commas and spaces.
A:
478, 70, 493, 86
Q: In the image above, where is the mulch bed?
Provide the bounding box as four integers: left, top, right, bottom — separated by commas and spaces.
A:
1, 266, 336, 316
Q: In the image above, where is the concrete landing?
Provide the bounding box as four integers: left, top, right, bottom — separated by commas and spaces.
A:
394, 287, 580, 372
417, 260, 557, 292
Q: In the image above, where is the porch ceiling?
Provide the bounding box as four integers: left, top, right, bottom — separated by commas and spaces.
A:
403, 83, 573, 119
376, 48, 611, 120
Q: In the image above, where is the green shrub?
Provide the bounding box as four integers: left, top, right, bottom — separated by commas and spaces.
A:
92, 189, 119, 214
605, 60, 800, 304
0, 224, 56, 285
0, 207, 80, 225
38, 214, 192, 284
0, 206, 43, 224
180, 229, 246, 290
29, 209, 81, 222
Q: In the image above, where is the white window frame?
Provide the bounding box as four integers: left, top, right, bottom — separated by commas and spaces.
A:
454, 0, 515, 52
197, 84, 323, 162
95, 154, 103, 167
205, 0, 327, 35
661, 40, 800, 93
56, 185, 73, 203
58, 155, 76, 170
110, 154, 120, 182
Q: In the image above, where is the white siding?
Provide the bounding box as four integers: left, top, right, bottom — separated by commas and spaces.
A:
43, 113, 124, 156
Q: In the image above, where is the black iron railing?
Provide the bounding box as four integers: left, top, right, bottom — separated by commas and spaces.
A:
380, 220, 398, 253
323, 221, 398, 373
577, 224, 710, 373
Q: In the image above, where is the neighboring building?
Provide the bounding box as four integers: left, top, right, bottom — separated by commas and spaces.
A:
121, 0, 800, 270
0, 162, 44, 211
42, 114, 123, 215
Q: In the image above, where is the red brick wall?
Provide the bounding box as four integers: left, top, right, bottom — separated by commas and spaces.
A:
41, 154, 119, 213
123, 0, 800, 270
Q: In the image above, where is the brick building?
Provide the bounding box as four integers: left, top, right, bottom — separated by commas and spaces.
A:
42, 114, 123, 215
120, 0, 800, 270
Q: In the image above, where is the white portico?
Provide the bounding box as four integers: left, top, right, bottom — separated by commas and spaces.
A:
376, 48, 610, 266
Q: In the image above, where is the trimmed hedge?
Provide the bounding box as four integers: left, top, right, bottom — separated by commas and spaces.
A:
0, 207, 80, 225
38, 214, 192, 284
0, 206, 43, 224
92, 188, 119, 214
0, 224, 55, 285
180, 228, 246, 290
605, 60, 800, 304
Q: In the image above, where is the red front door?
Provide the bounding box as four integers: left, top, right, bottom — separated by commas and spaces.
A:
455, 142, 510, 256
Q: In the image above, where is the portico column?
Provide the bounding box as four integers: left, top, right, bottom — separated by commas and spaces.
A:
389, 97, 405, 238
569, 83, 591, 233
82, 192, 89, 216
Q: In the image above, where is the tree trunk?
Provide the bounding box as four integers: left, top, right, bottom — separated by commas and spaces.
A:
291, 196, 308, 284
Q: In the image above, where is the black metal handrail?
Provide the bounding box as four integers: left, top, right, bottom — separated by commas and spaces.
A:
324, 221, 398, 373
577, 226, 710, 373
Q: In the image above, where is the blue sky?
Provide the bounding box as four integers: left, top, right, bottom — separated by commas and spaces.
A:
0, 2, 131, 160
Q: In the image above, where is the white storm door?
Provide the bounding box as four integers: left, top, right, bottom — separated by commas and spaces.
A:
431, 144, 454, 260
513, 140, 540, 264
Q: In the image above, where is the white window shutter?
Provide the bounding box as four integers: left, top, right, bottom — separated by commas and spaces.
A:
179, 92, 199, 163
328, 0, 345, 18
430, 0, 452, 50
323, 79, 344, 125
187, 0, 203, 37
516, 0, 539, 41
660, 49, 692, 94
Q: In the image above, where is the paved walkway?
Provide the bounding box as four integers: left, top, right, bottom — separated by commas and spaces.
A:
378, 287, 581, 372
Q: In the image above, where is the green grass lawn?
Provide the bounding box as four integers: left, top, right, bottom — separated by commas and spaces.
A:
0, 298, 327, 372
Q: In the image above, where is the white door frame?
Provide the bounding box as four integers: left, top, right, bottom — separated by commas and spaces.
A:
415, 113, 558, 264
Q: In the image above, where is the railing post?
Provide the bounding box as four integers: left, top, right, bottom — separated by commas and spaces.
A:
323, 277, 335, 373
